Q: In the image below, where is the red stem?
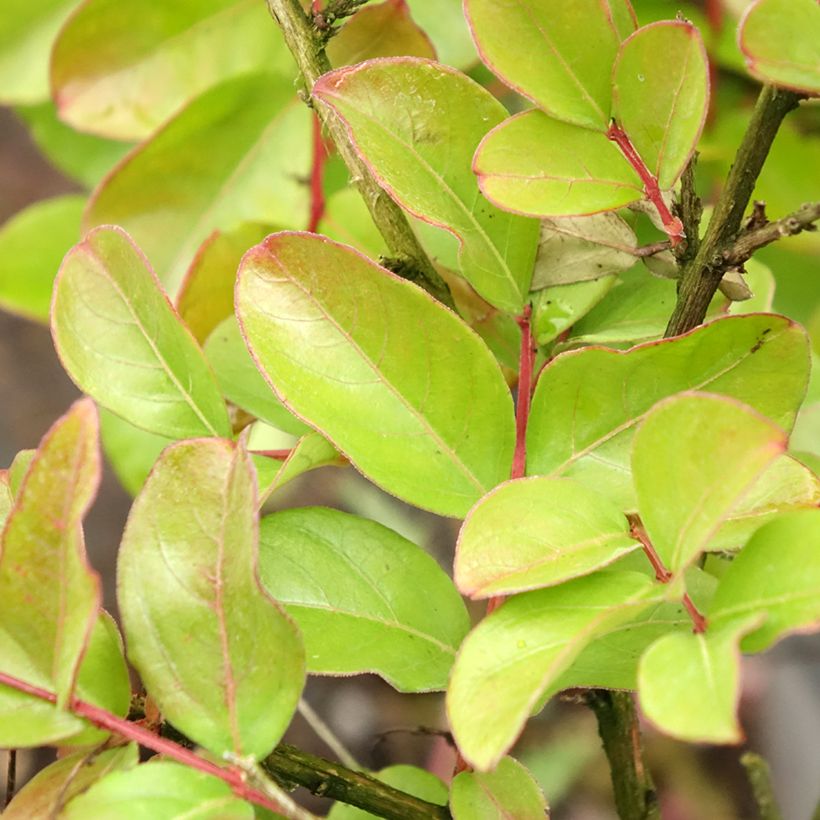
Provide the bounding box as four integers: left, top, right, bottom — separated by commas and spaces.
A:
307, 114, 327, 233
0, 670, 287, 815
607, 123, 684, 246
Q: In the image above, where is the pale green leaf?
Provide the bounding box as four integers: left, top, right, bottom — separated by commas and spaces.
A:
313, 58, 539, 313
404, 0, 477, 69
258, 507, 470, 692
450, 756, 547, 819
531, 277, 619, 347
236, 233, 515, 518
318, 188, 388, 258
100, 409, 171, 496
7, 449, 35, 497
118, 438, 305, 758
52, 226, 232, 440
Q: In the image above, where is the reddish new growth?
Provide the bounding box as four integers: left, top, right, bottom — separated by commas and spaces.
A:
607, 122, 685, 247
307, 114, 328, 233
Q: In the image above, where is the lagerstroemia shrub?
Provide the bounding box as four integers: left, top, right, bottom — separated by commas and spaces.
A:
1, 0, 819, 816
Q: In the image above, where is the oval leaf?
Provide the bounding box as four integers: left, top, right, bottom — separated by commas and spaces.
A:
118, 438, 305, 758
236, 232, 515, 518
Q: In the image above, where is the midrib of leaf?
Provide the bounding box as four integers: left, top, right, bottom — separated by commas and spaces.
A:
696, 634, 719, 699
486, 169, 640, 189
713, 589, 820, 621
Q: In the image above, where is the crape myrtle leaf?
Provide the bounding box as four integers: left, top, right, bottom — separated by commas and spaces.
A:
527, 315, 810, 509
532, 213, 638, 289
532, 277, 619, 347
0, 399, 100, 709
205, 317, 310, 437
710, 510, 820, 653
258, 507, 470, 691
62, 760, 253, 819
8, 449, 36, 496
51, 0, 294, 140
447, 571, 658, 770
638, 615, 761, 744
450, 756, 547, 820
85, 74, 311, 293
177, 222, 275, 344
0, 0, 76, 104
118, 438, 305, 758
52, 226, 232, 440
318, 188, 388, 258
405, 0, 477, 69
455, 477, 639, 598
0, 475, 11, 530
0, 195, 84, 323
464, 0, 637, 131
254, 434, 343, 506
327, 0, 436, 66
328, 765, 447, 818
3, 744, 138, 819
474, 111, 642, 218
740, 0, 820, 95
707, 455, 820, 552
236, 232, 515, 518
633, 393, 786, 573
313, 58, 539, 313
15, 103, 132, 188
613, 21, 709, 189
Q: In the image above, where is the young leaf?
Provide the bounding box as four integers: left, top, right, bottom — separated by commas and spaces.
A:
61, 760, 253, 819
447, 571, 658, 770
613, 21, 709, 189
464, 0, 637, 131
0, 195, 84, 323
455, 477, 639, 598
638, 616, 761, 744
118, 438, 305, 759
236, 233, 515, 518
313, 58, 539, 313
527, 315, 810, 508
474, 111, 642, 218
450, 756, 547, 819
633, 393, 786, 573
531, 277, 619, 347
709, 510, 820, 653
51, 226, 232, 440
51, 0, 294, 140
258, 507, 470, 692
740, 0, 820, 95
85, 74, 311, 293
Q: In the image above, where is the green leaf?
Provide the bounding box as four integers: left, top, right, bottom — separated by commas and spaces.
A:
328, 765, 447, 818
740, 0, 820, 95
258, 507, 470, 692
633, 393, 786, 573
474, 111, 642, 218
533, 214, 638, 288
85, 74, 311, 293
3, 745, 138, 819
455, 477, 638, 598
638, 616, 761, 744
464, 0, 636, 130
100, 409, 171, 496
313, 58, 539, 313
62, 760, 253, 819
318, 188, 388, 258
0, 475, 11, 530
531, 277, 619, 347
51, 226, 232, 440
7, 449, 35, 497
527, 315, 810, 509
118, 438, 305, 758
327, 0, 436, 66
710, 510, 820, 652
0, 0, 77, 104
613, 21, 709, 189
404, 0, 477, 69
205, 317, 310, 438
51, 0, 294, 140
178, 222, 275, 344
450, 756, 547, 819
0, 195, 84, 322
237, 233, 515, 518
447, 571, 657, 770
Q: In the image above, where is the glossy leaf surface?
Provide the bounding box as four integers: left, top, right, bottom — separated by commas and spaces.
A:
447, 571, 657, 769
314, 58, 538, 312
258, 507, 470, 691
52, 227, 231, 440
455, 477, 638, 598
119, 439, 305, 758
237, 233, 515, 518
451, 756, 547, 819
633, 393, 785, 573
475, 111, 642, 218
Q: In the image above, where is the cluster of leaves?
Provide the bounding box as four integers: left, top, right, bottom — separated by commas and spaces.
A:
1, 0, 820, 816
